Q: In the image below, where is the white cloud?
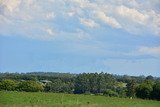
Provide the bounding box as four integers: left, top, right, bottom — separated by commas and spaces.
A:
116, 5, 148, 25
94, 11, 121, 28
46, 12, 55, 19
72, 0, 89, 8
46, 28, 55, 36
0, 0, 160, 40
80, 18, 98, 28
138, 46, 160, 56
0, 0, 21, 13
148, 11, 160, 36
67, 11, 75, 17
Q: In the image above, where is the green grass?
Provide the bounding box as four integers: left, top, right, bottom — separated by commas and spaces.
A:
0, 91, 160, 107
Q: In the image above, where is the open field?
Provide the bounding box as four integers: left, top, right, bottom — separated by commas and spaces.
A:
0, 91, 160, 107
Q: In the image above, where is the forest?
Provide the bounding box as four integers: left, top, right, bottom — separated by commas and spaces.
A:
0, 72, 160, 101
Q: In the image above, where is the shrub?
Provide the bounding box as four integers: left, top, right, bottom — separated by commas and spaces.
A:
103, 89, 118, 97
136, 80, 153, 99
0, 79, 17, 91
17, 80, 44, 92
151, 82, 160, 100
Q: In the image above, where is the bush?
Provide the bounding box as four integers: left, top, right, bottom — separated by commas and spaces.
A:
103, 89, 118, 97
44, 79, 74, 93
136, 81, 153, 99
0, 79, 17, 91
17, 80, 44, 92
115, 87, 127, 97
151, 82, 160, 100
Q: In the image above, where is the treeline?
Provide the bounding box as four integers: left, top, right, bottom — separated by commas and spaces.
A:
0, 72, 160, 100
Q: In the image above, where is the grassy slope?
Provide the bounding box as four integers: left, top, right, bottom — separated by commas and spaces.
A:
0, 91, 160, 107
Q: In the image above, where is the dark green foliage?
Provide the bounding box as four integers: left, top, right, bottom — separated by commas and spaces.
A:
74, 72, 116, 94
126, 79, 136, 98
0, 72, 160, 100
115, 87, 126, 97
74, 73, 90, 94
146, 75, 154, 81
115, 75, 146, 84
89, 73, 99, 93
114, 82, 127, 97
103, 89, 118, 97
151, 82, 160, 100
0, 72, 75, 81
44, 79, 74, 93
136, 80, 153, 99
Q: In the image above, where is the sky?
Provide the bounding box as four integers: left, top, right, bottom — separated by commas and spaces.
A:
0, 0, 160, 76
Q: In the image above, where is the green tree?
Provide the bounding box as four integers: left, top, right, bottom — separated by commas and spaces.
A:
115, 82, 127, 97
146, 75, 154, 81
45, 79, 74, 93
17, 80, 43, 92
89, 73, 98, 93
136, 80, 153, 99
126, 79, 136, 98
97, 72, 106, 93
104, 73, 116, 90
151, 82, 160, 100
0, 79, 17, 91
74, 73, 90, 94
74, 72, 116, 94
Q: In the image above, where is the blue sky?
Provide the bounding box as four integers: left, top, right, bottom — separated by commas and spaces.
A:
0, 0, 160, 76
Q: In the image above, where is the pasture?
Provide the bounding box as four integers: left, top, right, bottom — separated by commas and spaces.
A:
0, 91, 160, 107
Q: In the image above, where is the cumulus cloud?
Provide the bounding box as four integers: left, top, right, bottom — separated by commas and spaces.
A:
148, 11, 160, 36
0, 0, 160, 40
116, 5, 148, 25
73, 0, 89, 8
94, 11, 121, 28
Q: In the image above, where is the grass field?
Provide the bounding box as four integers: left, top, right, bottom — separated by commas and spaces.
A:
0, 91, 160, 107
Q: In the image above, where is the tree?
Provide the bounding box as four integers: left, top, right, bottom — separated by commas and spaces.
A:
44, 82, 52, 92
74, 73, 117, 94
126, 79, 136, 98
146, 75, 154, 81
97, 72, 106, 93
151, 82, 160, 100
44, 79, 74, 93
136, 80, 153, 99
0, 79, 17, 91
74, 73, 90, 94
17, 80, 43, 92
115, 82, 127, 97
89, 73, 98, 93
104, 73, 116, 90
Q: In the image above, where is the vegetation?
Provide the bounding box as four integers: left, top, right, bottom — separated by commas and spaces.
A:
0, 91, 160, 107
151, 82, 160, 100
0, 72, 160, 101
136, 80, 154, 99
126, 79, 136, 98
17, 80, 44, 92
0, 79, 17, 91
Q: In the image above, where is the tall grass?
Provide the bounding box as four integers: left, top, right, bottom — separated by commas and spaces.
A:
0, 91, 160, 107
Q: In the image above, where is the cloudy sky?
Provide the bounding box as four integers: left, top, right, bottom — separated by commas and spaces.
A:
0, 0, 160, 76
